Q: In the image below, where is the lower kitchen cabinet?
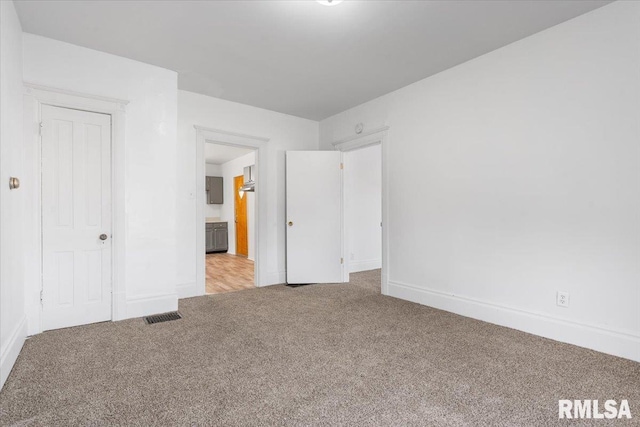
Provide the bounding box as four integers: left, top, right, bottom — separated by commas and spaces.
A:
206, 222, 228, 253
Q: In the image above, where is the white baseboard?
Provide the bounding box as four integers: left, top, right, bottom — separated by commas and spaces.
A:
264, 271, 286, 286
388, 280, 640, 362
1, 315, 27, 390
349, 259, 382, 273
125, 292, 178, 319
176, 282, 202, 299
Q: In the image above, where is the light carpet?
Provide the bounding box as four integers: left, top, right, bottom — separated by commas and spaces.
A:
0, 270, 638, 426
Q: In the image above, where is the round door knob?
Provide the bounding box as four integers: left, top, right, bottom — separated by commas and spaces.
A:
99, 234, 108, 241
288, 221, 293, 227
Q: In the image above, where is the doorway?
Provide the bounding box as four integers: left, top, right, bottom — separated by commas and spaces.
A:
203, 141, 256, 295
331, 125, 389, 294
40, 104, 113, 330
344, 143, 382, 278
195, 126, 268, 296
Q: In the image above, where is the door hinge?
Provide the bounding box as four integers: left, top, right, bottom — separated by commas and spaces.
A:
341, 257, 344, 264
39, 122, 44, 136
340, 163, 344, 170
40, 289, 43, 304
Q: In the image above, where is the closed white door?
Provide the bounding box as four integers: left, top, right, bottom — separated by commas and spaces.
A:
286, 151, 343, 284
41, 105, 112, 331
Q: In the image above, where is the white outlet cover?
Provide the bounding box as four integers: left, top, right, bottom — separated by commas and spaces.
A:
557, 291, 570, 308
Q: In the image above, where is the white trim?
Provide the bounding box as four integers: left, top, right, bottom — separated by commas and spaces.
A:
23, 83, 128, 335
349, 259, 382, 273
388, 280, 640, 362
24, 82, 129, 108
340, 152, 347, 282
194, 125, 269, 143
194, 126, 270, 295
176, 282, 197, 299
266, 270, 287, 285
0, 315, 27, 389
332, 126, 390, 295
332, 126, 390, 152
125, 293, 178, 319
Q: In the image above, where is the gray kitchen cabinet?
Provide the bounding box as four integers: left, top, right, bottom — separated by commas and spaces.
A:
206, 225, 215, 252
213, 227, 228, 252
206, 176, 223, 204
206, 222, 228, 253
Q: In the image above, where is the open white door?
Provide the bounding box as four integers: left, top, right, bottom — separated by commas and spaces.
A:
41, 105, 112, 331
286, 151, 343, 284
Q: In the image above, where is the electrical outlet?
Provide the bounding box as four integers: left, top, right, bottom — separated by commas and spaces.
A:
557, 291, 570, 308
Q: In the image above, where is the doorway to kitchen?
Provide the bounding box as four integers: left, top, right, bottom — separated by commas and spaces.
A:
203, 141, 256, 295
195, 126, 268, 297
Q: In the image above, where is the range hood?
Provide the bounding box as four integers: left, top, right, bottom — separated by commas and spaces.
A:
240, 165, 255, 192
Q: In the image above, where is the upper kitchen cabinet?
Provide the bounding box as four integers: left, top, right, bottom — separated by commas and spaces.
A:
206, 176, 223, 204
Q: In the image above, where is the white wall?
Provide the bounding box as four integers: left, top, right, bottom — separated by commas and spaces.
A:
345, 144, 381, 273
320, 1, 640, 361
0, 0, 27, 389
177, 90, 318, 296
22, 34, 179, 323
220, 152, 256, 260
204, 163, 222, 219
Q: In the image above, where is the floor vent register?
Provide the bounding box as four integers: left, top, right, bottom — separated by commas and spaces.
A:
144, 311, 182, 325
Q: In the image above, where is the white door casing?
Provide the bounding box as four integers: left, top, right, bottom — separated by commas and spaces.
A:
286, 151, 343, 284
194, 126, 269, 296
41, 105, 112, 330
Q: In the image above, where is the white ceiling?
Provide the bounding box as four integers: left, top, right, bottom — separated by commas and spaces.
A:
15, 0, 611, 120
205, 143, 253, 166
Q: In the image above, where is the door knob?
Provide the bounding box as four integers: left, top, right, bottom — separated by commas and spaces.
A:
9, 177, 20, 190
99, 234, 108, 241
288, 221, 293, 227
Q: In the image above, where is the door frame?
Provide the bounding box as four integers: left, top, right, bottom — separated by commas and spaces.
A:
195, 126, 269, 293
23, 83, 129, 335
332, 126, 390, 295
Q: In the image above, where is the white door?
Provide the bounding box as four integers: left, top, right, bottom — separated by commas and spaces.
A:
41, 105, 112, 331
286, 151, 343, 284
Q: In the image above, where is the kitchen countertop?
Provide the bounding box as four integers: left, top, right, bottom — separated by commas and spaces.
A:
206, 217, 226, 224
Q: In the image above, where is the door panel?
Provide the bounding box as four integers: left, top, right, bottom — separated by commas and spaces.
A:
210, 177, 223, 204
234, 175, 248, 256
41, 105, 112, 331
206, 228, 214, 252
286, 151, 343, 284
215, 228, 228, 251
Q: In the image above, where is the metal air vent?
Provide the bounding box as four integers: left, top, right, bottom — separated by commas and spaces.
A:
144, 311, 182, 325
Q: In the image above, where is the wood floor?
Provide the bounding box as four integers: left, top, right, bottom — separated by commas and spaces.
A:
206, 253, 255, 294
